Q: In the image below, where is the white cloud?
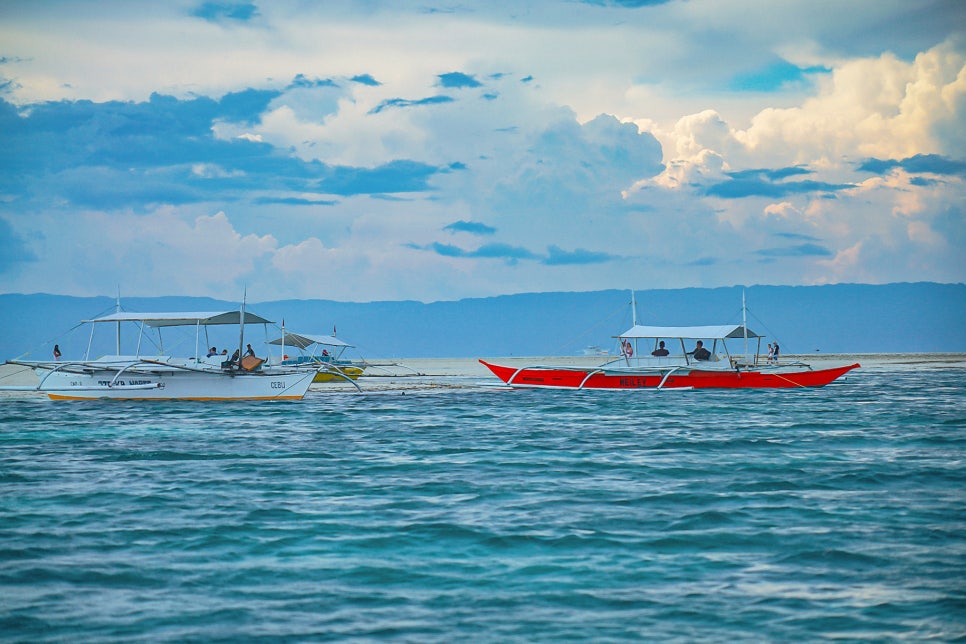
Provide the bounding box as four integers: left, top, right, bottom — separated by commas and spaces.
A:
191, 164, 245, 179
816, 241, 866, 284
763, 202, 799, 219
0, 1, 963, 302
907, 220, 945, 248
6, 209, 277, 297
735, 41, 966, 161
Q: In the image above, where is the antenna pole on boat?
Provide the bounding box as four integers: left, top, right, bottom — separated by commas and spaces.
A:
281, 318, 286, 365
742, 289, 748, 359
115, 286, 122, 355
238, 288, 247, 369
630, 290, 638, 361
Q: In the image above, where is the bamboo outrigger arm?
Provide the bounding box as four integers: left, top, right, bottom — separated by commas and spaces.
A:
316, 364, 362, 392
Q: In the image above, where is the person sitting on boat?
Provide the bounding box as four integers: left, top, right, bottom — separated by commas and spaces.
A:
621, 339, 633, 357
245, 344, 255, 358
651, 341, 669, 357
230, 349, 241, 366
690, 340, 711, 361
207, 346, 218, 357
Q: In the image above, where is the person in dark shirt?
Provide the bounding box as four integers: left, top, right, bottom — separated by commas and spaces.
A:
691, 340, 711, 361
651, 340, 669, 356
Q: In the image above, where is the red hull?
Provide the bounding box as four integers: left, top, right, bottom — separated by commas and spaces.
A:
479, 360, 860, 390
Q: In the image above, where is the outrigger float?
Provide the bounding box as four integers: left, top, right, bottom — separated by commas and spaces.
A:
1, 307, 321, 400
480, 293, 859, 390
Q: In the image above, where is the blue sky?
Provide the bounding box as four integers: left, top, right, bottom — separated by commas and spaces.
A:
0, 0, 963, 302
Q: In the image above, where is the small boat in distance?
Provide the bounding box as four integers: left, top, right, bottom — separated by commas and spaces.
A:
267, 331, 366, 384
1, 308, 319, 400
480, 292, 859, 390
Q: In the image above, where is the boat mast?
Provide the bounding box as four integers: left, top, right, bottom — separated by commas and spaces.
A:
742, 289, 748, 359
238, 288, 247, 367
115, 286, 122, 355
281, 318, 287, 364
630, 290, 638, 359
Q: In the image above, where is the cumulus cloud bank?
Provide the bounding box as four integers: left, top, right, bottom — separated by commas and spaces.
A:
0, 0, 963, 301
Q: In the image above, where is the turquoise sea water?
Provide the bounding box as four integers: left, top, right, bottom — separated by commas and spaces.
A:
1, 360, 964, 642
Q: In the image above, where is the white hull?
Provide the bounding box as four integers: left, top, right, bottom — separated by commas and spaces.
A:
30, 361, 316, 400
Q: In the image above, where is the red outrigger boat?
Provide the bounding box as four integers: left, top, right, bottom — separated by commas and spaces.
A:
480, 296, 859, 390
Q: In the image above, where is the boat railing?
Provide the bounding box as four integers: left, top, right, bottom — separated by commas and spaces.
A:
760, 359, 812, 370
611, 353, 772, 371
605, 355, 698, 368
192, 354, 230, 367
72, 354, 157, 365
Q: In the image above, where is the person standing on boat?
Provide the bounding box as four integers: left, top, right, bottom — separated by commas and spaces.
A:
767, 343, 774, 362
245, 344, 255, 358
53, 344, 62, 360
772, 342, 780, 362
621, 339, 633, 357
691, 340, 711, 361
651, 341, 669, 357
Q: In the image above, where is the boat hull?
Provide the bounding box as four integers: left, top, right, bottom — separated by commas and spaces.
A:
479, 360, 860, 390
35, 367, 317, 401
312, 365, 365, 383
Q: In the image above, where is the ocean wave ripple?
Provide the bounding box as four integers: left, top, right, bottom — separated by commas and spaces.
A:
1, 367, 964, 642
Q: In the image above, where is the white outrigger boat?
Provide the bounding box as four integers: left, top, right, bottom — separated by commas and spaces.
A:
267, 331, 366, 384
1, 308, 319, 400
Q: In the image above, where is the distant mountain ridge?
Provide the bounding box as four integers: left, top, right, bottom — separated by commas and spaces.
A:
0, 283, 963, 360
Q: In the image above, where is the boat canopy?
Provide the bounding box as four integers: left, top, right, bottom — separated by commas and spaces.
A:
617, 324, 760, 340
267, 332, 353, 349
84, 311, 274, 327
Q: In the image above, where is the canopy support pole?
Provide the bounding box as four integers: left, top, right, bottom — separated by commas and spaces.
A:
85, 324, 95, 361
237, 290, 247, 369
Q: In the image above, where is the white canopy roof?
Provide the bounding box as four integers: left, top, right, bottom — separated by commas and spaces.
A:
617, 324, 760, 340
266, 332, 353, 349
85, 311, 274, 327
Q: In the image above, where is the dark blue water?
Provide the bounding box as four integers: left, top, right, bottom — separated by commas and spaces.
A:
2, 363, 964, 641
